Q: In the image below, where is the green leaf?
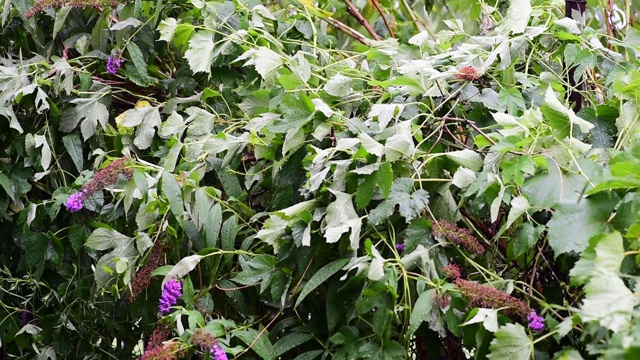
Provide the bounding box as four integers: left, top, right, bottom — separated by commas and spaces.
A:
162, 254, 203, 286
221, 215, 238, 251
578, 106, 618, 148
0, 172, 15, 201
293, 350, 324, 360
295, 258, 349, 308
506, 196, 529, 228
273, 333, 313, 358
487, 323, 532, 360
91, 10, 110, 52
512, 222, 544, 258
205, 203, 222, 248
547, 192, 618, 256
355, 173, 376, 210
62, 133, 83, 173
495, 0, 531, 34
408, 289, 436, 337
377, 162, 393, 198
570, 231, 625, 285
126, 42, 155, 87
324, 190, 362, 250
85, 228, 137, 289
234, 329, 275, 360
369, 178, 430, 225
23, 233, 48, 269
52, 6, 72, 39
323, 73, 352, 97
498, 87, 526, 114
445, 149, 483, 171
237, 47, 283, 82
59, 82, 111, 140
161, 171, 183, 219
184, 31, 216, 74
579, 270, 634, 333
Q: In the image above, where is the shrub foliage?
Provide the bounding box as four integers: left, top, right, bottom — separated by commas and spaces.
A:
1, 0, 640, 359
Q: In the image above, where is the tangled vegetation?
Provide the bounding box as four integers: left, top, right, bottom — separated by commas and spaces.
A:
2, 0, 640, 359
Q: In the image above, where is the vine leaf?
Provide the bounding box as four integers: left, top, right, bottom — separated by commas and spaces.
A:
487, 323, 532, 360
59, 82, 111, 140
369, 178, 430, 225
162, 254, 203, 287
408, 289, 436, 337
237, 47, 283, 82
496, 0, 532, 35
184, 31, 216, 74
579, 270, 634, 333
85, 228, 136, 289
462, 308, 499, 332
570, 231, 625, 285
547, 192, 618, 256
234, 328, 275, 360
295, 258, 349, 308
323, 73, 352, 97
324, 190, 362, 249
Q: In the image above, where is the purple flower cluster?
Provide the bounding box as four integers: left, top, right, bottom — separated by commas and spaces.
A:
527, 310, 545, 331
395, 242, 405, 252
64, 158, 133, 213
433, 220, 486, 256
455, 278, 530, 318
210, 343, 228, 360
20, 309, 34, 327
159, 279, 182, 314
107, 52, 124, 75
65, 190, 86, 212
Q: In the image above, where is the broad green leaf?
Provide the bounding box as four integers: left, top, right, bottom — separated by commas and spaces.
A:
498, 88, 526, 114
85, 228, 137, 289
579, 270, 634, 333
161, 171, 183, 218
221, 215, 238, 251
158, 17, 179, 42
52, 6, 72, 39
488, 323, 532, 360
295, 258, 349, 308
408, 289, 436, 336
462, 308, 499, 332
162, 254, 203, 286
293, 350, 324, 360
496, 0, 531, 34
512, 222, 544, 258
355, 173, 376, 210
205, 203, 222, 248
323, 73, 351, 97
369, 178, 430, 225
273, 333, 313, 358
85, 228, 132, 251
0, 172, 15, 201
553, 349, 585, 360
570, 231, 625, 285
368, 104, 405, 130
59, 82, 111, 140
62, 133, 83, 172
126, 42, 154, 86
110, 17, 143, 31
234, 328, 275, 360
90, 10, 110, 52
543, 87, 594, 136
23, 233, 48, 269
547, 192, 618, 256
445, 149, 483, 171
506, 196, 529, 228
324, 190, 362, 250
578, 107, 618, 148
237, 47, 283, 82
184, 31, 216, 74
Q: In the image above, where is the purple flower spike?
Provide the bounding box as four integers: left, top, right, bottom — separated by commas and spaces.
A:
210, 343, 228, 360
106, 52, 123, 75
527, 310, 545, 331
396, 243, 405, 252
158, 279, 182, 314
65, 192, 84, 212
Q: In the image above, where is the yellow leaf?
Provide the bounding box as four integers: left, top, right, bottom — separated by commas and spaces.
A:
298, 0, 334, 18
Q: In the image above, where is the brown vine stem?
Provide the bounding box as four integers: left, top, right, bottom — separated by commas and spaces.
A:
343, 0, 381, 40
324, 18, 371, 45
371, 0, 395, 38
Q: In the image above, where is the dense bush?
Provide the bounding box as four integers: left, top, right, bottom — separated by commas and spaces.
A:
2, 0, 640, 359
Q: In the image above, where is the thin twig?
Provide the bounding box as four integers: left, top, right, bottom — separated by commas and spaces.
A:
343, 0, 381, 40
324, 18, 371, 45
371, 0, 395, 38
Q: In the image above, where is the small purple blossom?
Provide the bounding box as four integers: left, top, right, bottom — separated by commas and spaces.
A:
20, 310, 34, 327
527, 310, 545, 331
158, 279, 182, 314
65, 191, 85, 212
106, 52, 123, 75
210, 343, 228, 360
396, 243, 405, 252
